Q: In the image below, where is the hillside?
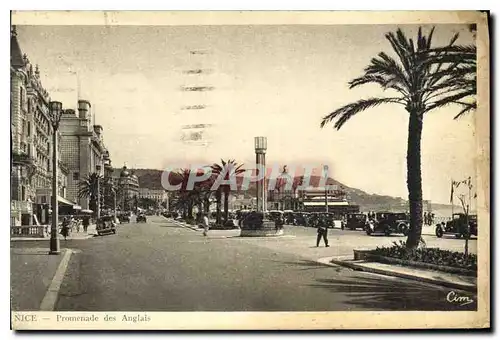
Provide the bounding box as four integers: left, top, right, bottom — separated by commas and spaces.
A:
122, 168, 454, 212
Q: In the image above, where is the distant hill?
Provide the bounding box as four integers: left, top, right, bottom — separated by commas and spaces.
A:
121, 168, 456, 212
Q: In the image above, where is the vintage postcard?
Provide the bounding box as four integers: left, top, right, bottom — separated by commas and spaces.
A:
10, 10, 490, 330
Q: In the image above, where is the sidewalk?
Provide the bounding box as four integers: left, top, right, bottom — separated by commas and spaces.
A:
11, 224, 97, 241
11, 248, 70, 311
327, 257, 477, 293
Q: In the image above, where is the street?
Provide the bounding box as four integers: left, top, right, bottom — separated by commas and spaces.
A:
11, 216, 476, 312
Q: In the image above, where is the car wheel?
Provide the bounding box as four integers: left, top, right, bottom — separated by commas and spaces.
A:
435, 226, 444, 238
384, 228, 391, 236
399, 223, 409, 236
455, 233, 462, 239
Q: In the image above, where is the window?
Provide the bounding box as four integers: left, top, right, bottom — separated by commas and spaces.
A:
20, 87, 24, 110
73, 172, 79, 181
27, 122, 31, 137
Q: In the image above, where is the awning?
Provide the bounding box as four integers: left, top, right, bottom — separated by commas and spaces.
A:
303, 201, 349, 206
57, 196, 81, 210
81, 209, 93, 214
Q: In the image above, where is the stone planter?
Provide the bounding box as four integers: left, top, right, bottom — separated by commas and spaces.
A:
240, 212, 283, 237
353, 249, 476, 277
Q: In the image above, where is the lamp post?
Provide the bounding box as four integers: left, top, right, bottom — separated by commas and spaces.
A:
323, 165, 329, 213
112, 188, 117, 219
254, 137, 267, 213
48, 101, 63, 255
96, 165, 101, 219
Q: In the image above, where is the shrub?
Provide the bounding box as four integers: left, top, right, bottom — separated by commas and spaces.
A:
372, 241, 477, 271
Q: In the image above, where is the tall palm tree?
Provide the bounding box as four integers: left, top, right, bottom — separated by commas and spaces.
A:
320, 27, 476, 249
78, 172, 102, 216
211, 159, 245, 224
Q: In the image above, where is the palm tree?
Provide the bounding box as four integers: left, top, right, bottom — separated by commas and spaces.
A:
78, 172, 102, 217
320, 27, 476, 249
211, 159, 245, 224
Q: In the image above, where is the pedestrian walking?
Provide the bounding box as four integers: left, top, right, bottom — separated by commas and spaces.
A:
275, 213, 284, 232
83, 216, 90, 233
202, 213, 210, 236
316, 217, 329, 247
60, 217, 70, 240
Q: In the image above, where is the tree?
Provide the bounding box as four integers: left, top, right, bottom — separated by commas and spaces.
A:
211, 159, 245, 225
320, 27, 476, 248
452, 177, 476, 257
78, 172, 102, 217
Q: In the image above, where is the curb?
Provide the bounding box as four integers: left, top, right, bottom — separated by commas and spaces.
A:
39, 248, 73, 311
168, 219, 200, 232
327, 257, 477, 293
11, 234, 96, 241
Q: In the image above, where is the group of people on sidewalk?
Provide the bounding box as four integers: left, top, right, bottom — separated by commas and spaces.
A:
60, 215, 91, 240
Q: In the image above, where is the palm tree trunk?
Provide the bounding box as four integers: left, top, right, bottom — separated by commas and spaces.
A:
406, 111, 424, 249
204, 194, 210, 213
215, 189, 222, 225
223, 190, 229, 224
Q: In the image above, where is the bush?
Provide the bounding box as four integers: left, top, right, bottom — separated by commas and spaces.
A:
209, 223, 238, 230
372, 241, 477, 271
184, 218, 196, 225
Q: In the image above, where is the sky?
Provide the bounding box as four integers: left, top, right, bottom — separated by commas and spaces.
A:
16, 23, 477, 204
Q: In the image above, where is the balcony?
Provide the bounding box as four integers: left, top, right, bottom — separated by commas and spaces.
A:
11, 200, 33, 213
11, 152, 34, 167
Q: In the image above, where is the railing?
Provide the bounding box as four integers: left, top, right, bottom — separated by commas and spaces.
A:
11, 225, 50, 238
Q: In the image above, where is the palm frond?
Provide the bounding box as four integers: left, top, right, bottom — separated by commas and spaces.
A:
453, 101, 477, 119
321, 97, 405, 130
426, 89, 476, 112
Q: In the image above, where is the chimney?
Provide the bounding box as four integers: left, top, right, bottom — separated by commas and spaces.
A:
78, 100, 91, 120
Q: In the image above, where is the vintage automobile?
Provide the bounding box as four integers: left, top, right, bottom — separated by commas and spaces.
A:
118, 213, 131, 223
292, 212, 309, 226
281, 210, 294, 225
268, 210, 283, 221
366, 212, 409, 236
96, 216, 117, 236
136, 214, 147, 223
345, 213, 368, 231
435, 213, 477, 238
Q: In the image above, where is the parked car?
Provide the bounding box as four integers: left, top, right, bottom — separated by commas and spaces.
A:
118, 214, 131, 223
96, 216, 117, 236
366, 212, 409, 236
283, 210, 295, 225
346, 213, 368, 231
137, 214, 147, 223
435, 213, 477, 238
268, 210, 283, 221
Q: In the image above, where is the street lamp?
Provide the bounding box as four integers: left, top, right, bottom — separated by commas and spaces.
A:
323, 165, 329, 213
48, 101, 63, 255
96, 164, 101, 219
112, 188, 117, 219
254, 136, 267, 212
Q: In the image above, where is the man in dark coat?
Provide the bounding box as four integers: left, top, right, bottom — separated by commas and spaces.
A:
316, 216, 330, 247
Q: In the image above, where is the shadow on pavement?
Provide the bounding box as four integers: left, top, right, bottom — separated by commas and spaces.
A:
269, 259, 347, 272
308, 276, 477, 311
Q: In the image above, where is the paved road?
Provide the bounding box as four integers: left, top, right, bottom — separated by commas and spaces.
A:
12, 216, 477, 311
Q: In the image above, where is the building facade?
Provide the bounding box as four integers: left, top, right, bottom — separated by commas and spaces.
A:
298, 186, 360, 215
11, 27, 70, 226
111, 166, 140, 211
59, 100, 111, 210
137, 188, 168, 202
